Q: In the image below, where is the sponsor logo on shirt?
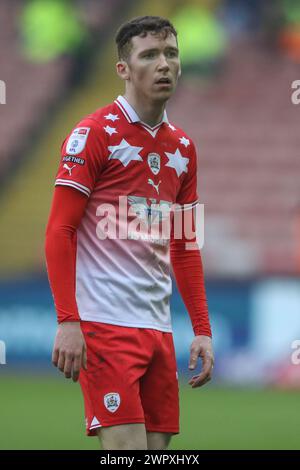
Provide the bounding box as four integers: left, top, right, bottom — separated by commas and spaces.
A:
63, 163, 76, 176
66, 127, 90, 155
148, 178, 161, 194
78, 128, 88, 135
62, 155, 86, 165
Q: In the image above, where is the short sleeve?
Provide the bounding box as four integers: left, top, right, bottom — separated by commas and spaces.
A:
55, 118, 107, 197
176, 139, 199, 209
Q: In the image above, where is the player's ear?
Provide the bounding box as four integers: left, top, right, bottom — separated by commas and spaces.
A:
116, 60, 130, 81
177, 66, 182, 79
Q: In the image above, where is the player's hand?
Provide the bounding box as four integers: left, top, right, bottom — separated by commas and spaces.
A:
188, 335, 214, 388
52, 322, 87, 382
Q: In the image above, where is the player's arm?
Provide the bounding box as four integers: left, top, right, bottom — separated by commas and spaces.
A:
171, 138, 214, 388
45, 119, 106, 382
45, 186, 88, 382
170, 210, 214, 388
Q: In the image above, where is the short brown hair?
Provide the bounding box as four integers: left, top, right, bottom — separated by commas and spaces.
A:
115, 15, 178, 61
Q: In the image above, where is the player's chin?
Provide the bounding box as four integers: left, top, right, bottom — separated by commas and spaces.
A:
152, 85, 174, 99
154, 85, 174, 93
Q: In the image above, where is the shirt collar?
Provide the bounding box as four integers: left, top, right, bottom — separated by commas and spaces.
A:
115, 95, 169, 129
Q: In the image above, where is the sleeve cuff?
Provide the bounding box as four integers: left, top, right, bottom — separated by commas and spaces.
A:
55, 179, 91, 197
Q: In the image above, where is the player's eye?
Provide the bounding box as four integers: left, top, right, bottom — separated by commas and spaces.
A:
144, 52, 156, 59
166, 50, 178, 58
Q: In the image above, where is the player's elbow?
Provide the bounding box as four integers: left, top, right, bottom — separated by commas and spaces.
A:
44, 223, 74, 260
170, 236, 199, 253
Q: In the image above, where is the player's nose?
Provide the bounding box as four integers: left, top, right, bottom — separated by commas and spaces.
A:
157, 54, 170, 70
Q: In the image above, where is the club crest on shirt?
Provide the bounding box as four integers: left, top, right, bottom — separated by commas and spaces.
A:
104, 393, 121, 413
66, 127, 90, 155
147, 153, 160, 175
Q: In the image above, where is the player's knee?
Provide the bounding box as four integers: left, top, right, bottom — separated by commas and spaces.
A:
147, 431, 172, 450
97, 423, 147, 450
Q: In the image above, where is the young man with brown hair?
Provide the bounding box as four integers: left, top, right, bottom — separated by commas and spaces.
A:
45, 15, 214, 450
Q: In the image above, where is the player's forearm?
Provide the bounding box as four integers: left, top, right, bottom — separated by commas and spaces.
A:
45, 225, 80, 323
170, 240, 212, 337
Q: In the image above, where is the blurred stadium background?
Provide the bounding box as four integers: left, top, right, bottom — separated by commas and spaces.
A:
0, 0, 300, 450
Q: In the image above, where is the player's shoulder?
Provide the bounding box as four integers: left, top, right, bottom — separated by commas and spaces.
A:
61, 102, 118, 154
165, 121, 196, 152
74, 101, 119, 130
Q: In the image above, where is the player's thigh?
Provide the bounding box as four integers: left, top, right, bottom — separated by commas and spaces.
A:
140, 332, 179, 435
146, 431, 173, 450
97, 423, 147, 450
79, 322, 152, 437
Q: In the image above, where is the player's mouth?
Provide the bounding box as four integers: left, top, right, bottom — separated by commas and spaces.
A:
155, 77, 172, 87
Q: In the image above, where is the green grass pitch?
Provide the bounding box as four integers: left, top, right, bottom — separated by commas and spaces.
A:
0, 375, 299, 450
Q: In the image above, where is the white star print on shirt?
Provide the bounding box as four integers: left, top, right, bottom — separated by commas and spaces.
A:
104, 113, 120, 122
179, 136, 190, 147
104, 125, 118, 136
164, 148, 189, 177
108, 139, 143, 167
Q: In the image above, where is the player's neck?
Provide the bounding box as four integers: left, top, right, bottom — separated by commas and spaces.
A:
123, 92, 166, 128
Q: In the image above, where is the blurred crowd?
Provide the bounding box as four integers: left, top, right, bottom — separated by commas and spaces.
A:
0, 0, 299, 277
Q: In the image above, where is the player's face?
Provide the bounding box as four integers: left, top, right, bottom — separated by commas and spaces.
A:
124, 32, 181, 101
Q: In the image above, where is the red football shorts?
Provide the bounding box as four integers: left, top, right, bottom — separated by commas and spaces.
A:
79, 321, 180, 436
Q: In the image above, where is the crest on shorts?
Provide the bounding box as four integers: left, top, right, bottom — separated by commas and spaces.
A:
104, 392, 121, 413
148, 153, 160, 175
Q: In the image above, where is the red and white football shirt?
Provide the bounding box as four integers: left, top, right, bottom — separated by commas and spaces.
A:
54, 95, 199, 332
